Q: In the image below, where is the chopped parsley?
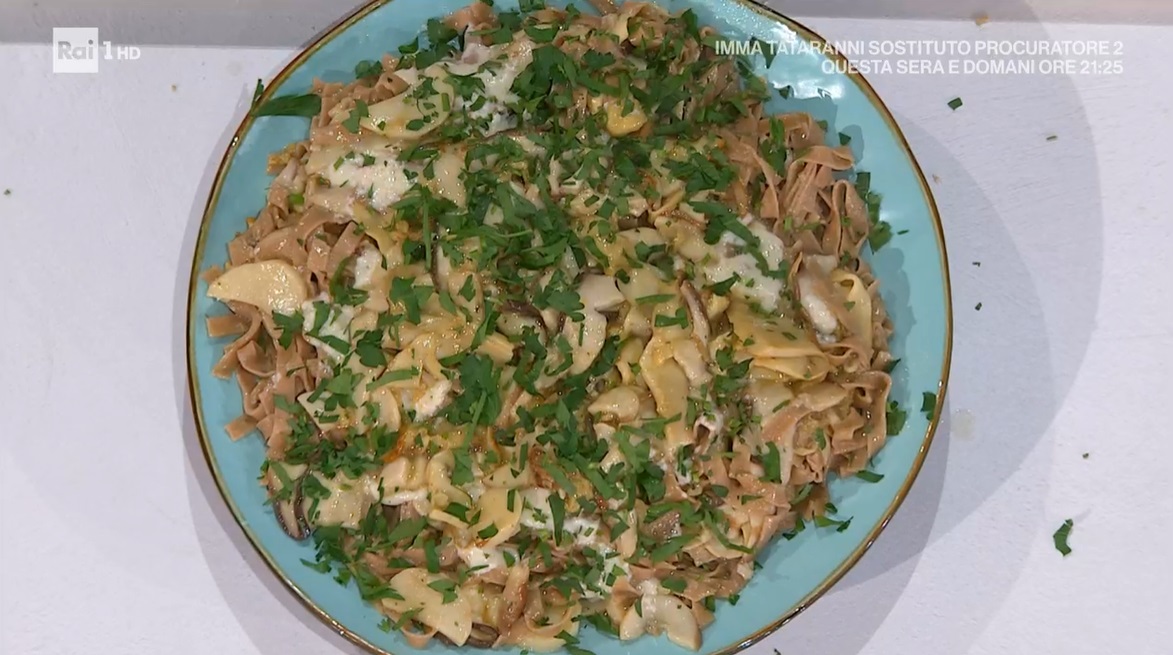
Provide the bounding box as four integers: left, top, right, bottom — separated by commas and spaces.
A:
887, 401, 908, 435
921, 391, 937, 420
761, 443, 782, 483
354, 59, 383, 79
252, 92, 321, 118
1052, 519, 1074, 556
272, 310, 303, 349
855, 470, 884, 483
212, 7, 913, 645
342, 100, 369, 133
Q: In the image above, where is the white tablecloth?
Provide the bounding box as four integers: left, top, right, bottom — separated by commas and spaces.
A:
2, 5, 1170, 654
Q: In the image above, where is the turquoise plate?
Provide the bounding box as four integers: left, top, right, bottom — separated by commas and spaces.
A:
186, 0, 952, 652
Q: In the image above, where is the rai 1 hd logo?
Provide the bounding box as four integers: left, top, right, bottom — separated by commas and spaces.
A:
52, 28, 141, 73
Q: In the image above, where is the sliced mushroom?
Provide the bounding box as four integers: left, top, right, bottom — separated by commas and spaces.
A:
369, 383, 402, 431
434, 623, 499, 649
588, 386, 642, 422
563, 311, 608, 375
476, 332, 515, 364
560, 247, 583, 282
350, 203, 403, 259
305, 473, 379, 529
619, 594, 702, 650
704, 292, 730, 323
206, 260, 308, 314
382, 504, 402, 531
412, 377, 453, 420
619, 307, 656, 338
498, 301, 551, 338
472, 487, 523, 548
616, 213, 652, 230
693, 414, 718, 452
671, 338, 711, 388
266, 463, 310, 540
483, 464, 534, 489
425, 450, 471, 510
498, 562, 530, 633
562, 274, 625, 375
579, 274, 626, 311
618, 227, 666, 251
679, 281, 710, 346
616, 266, 665, 305
568, 188, 611, 219
297, 389, 350, 432
638, 337, 690, 423
616, 338, 646, 384
604, 98, 648, 136
379, 455, 428, 502
496, 381, 526, 428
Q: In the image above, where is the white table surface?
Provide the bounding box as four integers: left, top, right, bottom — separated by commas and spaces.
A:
2, 3, 1171, 654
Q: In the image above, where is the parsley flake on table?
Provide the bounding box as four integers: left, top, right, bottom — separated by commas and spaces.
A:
1053, 519, 1074, 556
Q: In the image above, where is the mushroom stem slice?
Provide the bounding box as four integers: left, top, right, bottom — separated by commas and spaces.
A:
498, 302, 552, 338
565, 311, 609, 375
381, 504, 401, 530
266, 463, 310, 540
579, 274, 626, 312
436, 623, 499, 649
679, 281, 710, 346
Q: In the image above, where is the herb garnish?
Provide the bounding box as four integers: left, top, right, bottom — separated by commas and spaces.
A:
252, 92, 321, 118
1052, 519, 1074, 556
921, 391, 937, 420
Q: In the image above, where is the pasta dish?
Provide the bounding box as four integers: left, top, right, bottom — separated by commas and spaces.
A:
204, 0, 896, 650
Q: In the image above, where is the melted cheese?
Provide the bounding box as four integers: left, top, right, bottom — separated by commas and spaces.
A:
702, 217, 788, 312
353, 247, 384, 290
306, 144, 413, 211
457, 544, 512, 573
406, 378, 453, 420
300, 298, 355, 361
432, 41, 534, 137
520, 488, 555, 531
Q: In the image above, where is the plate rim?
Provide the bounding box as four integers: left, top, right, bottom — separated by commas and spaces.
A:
184, 1, 954, 653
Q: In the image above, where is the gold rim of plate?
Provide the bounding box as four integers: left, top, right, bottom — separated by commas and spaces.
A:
184, 0, 954, 652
